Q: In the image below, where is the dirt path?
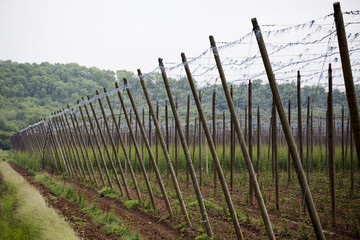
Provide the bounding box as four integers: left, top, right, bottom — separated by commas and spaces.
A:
58, 178, 196, 240
9, 162, 196, 240
8, 162, 120, 240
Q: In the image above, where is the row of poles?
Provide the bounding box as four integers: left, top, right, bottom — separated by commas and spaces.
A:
11, 3, 360, 239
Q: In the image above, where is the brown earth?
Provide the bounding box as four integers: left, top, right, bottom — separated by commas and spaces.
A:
8, 161, 359, 239
8, 161, 121, 240
8, 162, 197, 240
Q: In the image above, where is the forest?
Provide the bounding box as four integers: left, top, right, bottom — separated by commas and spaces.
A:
0, 60, 352, 150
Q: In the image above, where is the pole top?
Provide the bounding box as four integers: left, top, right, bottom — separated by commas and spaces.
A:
333, 2, 341, 13
209, 35, 215, 47
115, 81, 119, 88
123, 78, 128, 85
95, 90, 99, 95
137, 69, 142, 76
251, 18, 259, 28
181, 52, 187, 63
103, 87, 107, 93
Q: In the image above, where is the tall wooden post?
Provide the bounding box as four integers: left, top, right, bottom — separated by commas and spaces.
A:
257, 106, 261, 176
306, 96, 310, 183
251, 19, 325, 239
288, 100, 291, 184
114, 83, 157, 210
156, 101, 159, 167
210, 36, 275, 240
319, 117, 323, 172
158, 59, 213, 237
186, 95, 190, 186
230, 86, 235, 191
82, 100, 113, 188
182, 52, 245, 240
272, 101, 279, 210
249, 80, 253, 205
103, 88, 142, 201
93, 93, 131, 198
334, 2, 360, 168
138, 71, 192, 227
212, 90, 217, 190
78, 102, 108, 187
328, 64, 336, 226
350, 123, 354, 195
199, 91, 203, 186
223, 112, 226, 170
298, 71, 304, 166
342, 106, 345, 176
122, 80, 174, 217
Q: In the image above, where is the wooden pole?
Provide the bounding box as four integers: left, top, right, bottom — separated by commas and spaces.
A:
251, 20, 325, 239
334, 2, 360, 167
213, 90, 217, 190
68, 109, 98, 187
82, 99, 113, 188
223, 112, 226, 170
328, 64, 336, 226
249, 80, 253, 205
210, 36, 275, 240
288, 100, 291, 184
103, 88, 142, 201
319, 117, 323, 172
78, 102, 107, 187
114, 83, 157, 210
306, 96, 310, 183
310, 111, 313, 174
175, 99, 178, 176
158, 59, 213, 237
257, 106, 261, 176
342, 106, 345, 176
230, 86, 235, 191
121, 79, 174, 217
193, 118, 198, 181
186, 95, 190, 186
350, 122, 354, 195
156, 101, 159, 167
138, 71, 192, 227
182, 52, 245, 240
94, 93, 131, 198
272, 101, 279, 210
199, 91, 203, 186
298, 71, 304, 166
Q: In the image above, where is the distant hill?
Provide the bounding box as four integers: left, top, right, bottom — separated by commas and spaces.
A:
0, 60, 122, 149
0, 60, 354, 149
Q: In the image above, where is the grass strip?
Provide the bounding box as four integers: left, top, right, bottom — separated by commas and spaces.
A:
0, 161, 79, 240
33, 173, 142, 240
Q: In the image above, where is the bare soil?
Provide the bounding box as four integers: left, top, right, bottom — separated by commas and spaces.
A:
8, 162, 196, 240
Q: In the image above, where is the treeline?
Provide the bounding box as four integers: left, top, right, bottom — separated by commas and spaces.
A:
0, 60, 116, 149
0, 60, 355, 149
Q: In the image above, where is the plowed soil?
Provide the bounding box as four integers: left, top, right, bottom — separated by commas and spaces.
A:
8, 162, 196, 240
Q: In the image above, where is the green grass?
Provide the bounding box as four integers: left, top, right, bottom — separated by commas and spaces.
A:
0, 161, 79, 240
0, 171, 33, 240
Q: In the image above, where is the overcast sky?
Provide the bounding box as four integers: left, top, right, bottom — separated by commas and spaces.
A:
0, 0, 358, 73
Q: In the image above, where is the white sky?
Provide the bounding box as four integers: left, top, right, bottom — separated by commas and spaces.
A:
0, 0, 358, 73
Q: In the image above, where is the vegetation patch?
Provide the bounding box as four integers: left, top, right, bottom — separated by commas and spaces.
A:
34, 173, 141, 239
0, 161, 79, 240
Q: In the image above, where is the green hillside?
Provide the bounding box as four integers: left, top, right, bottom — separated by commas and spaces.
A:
0, 61, 120, 149
0, 60, 355, 150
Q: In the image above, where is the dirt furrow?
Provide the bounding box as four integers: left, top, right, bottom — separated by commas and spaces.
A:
9, 162, 195, 240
